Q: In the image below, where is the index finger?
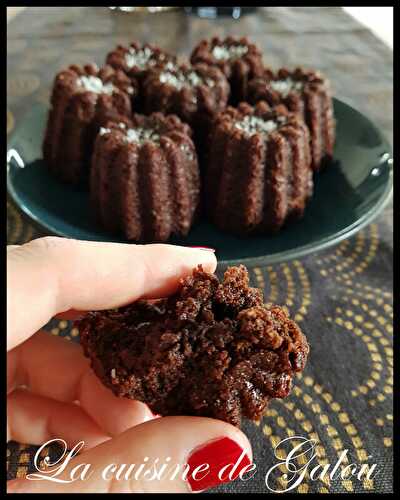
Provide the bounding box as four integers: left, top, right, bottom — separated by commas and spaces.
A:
7, 237, 216, 351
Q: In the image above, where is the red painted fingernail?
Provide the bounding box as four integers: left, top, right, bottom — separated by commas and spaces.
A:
190, 246, 215, 252
187, 437, 251, 492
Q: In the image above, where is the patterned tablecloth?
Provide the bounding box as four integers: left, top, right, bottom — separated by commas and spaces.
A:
7, 7, 393, 493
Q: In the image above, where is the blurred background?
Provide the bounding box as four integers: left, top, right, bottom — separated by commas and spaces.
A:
7, 6, 394, 146
7, 6, 394, 49
341, 7, 393, 49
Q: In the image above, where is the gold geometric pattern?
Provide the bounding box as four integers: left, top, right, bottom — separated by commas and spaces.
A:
258, 375, 370, 493
245, 220, 391, 492
7, 201, 38, 245
318, 224, 379, 279
253, 260, 311, 324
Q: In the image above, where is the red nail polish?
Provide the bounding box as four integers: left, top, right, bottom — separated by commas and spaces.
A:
187, 437, 251, 492
190, 246, 216, 252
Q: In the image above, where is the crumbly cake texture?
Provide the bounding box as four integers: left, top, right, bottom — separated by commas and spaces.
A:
43, 63, 135, 184
205, 101, 313, 235
190, 36, 264, 105
90, 112, 200, 242
78, 265, 309, 427
246, 67, 335, 171
105, 41, 177, 111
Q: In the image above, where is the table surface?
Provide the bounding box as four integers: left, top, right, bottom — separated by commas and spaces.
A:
7, 7, 393, 493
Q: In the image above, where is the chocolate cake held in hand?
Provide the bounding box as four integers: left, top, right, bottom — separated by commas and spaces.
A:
78, 265, 309, 427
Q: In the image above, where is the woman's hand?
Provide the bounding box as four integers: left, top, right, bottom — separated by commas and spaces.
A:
7, 237, 253, 493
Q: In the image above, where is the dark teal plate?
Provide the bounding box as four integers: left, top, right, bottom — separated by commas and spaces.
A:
7, 99, 393, 266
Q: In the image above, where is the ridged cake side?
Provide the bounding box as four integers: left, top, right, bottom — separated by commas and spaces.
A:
247, 67, 335, 171
43, 63, 134, 184
90, 113, 200, 242
206, 101, 313, 235
142, 62, 230, 161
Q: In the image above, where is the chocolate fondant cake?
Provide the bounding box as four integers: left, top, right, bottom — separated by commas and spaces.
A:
90, 112, 200, 242
78, 265, 309, 427
43, 63, 135, 184
105, 41, 176, 110
142, 62, 230, 154
247, 67, 335, 171
191, 36, 264, 104
42, 37, 337, 240
205, 101, 313, 235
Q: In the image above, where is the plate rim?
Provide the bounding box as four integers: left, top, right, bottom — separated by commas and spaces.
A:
6, 179, 393, 267
7, 98, 393, 266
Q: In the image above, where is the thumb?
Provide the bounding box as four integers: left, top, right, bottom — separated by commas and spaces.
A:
7, 416, 253, 493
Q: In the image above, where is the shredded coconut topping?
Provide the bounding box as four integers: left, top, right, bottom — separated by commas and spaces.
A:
212, 44, 248, 60
125, 128, 160, 144
180, 143, 195, 161
269, 78, 304, 97
76, 75, 114, 94
164, 61, 177, 71
125, 46, 156, 69
234, 115, 285, 136
99, 123, 126, 136
159, 70, 214, 90
100, 123, 160, 144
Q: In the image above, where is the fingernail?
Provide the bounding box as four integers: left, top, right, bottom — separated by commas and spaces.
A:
190, 246, 215, 252
187, 437, 251, 492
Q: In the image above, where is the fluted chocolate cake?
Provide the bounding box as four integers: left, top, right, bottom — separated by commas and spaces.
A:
247, 67, 335, 171
43, 63, 135, 184
205, 101, 313, 235
191, 36, 264, 104
42, 38, 336, 241
105, 41, 176, 111
143, 62, 230, 156
90, 112, 200, 242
